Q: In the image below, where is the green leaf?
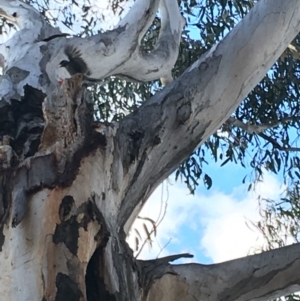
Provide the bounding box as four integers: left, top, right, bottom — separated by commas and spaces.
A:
204, 174, 212, 190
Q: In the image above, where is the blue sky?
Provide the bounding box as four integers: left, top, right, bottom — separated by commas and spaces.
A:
127, 155, 287, 264
126, 120, 299, 264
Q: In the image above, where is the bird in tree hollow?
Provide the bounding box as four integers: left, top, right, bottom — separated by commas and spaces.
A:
58, 45, 102, 85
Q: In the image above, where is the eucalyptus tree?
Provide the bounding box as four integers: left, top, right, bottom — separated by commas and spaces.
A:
0, 0, 300, 300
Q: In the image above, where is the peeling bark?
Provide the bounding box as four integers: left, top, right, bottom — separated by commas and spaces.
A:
0, 0, 300, 300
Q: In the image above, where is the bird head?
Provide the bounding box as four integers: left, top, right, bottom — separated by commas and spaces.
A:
56, 58, 72, 85
59, 60, 69, 68
0, 0, 42, 29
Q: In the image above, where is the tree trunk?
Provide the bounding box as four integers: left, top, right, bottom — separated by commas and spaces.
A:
1, 0, 300, 300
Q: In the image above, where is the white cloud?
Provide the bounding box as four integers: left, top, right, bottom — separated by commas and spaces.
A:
127, 180, 200, 259
200, 172, 285, 263
127, 172, 285, 263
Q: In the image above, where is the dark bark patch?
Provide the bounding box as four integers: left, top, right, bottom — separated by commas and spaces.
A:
57, 130, 106, 188
152, 135, 161, 146
59, 195, 75, 222
87, 194, 110, 245
78, 202, 94, 231
0, 225, 5, 251
6, 67, 30, 84
53, 217, 79, 256
86, 248, 116, 301
54, 195, 109, 255
198, 62, 209, 71
42, 33, 70, 42
12, 188, 27, 227
39, 44, 52, 87
55, 273, 83, 301
13, 153, 55, 195
0, 172, 13, 230
78, 195, 107, 235
27, 154, 57, 190
84, 196, 111, 300
190, 121, 200, 135
11, 153, 57, 227
128, 130, 145, 163
86, 233, 134, 301
176, 102, 191, 126
0, 85, 45, 158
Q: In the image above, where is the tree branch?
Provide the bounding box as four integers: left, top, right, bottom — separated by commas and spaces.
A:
0, 0, 184, 99
144, 243, 300, 301
225, 117, 300, 151
115, 0, 186, 84
226, 116, 298, 134
258, 132, 300, 152
226, 117, 274, 134
115, 0, 300, 230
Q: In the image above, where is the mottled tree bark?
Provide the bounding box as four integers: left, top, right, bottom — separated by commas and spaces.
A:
0, 0, 300, 300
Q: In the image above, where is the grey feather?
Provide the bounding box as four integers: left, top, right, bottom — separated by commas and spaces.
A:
63, 45, 91, 76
